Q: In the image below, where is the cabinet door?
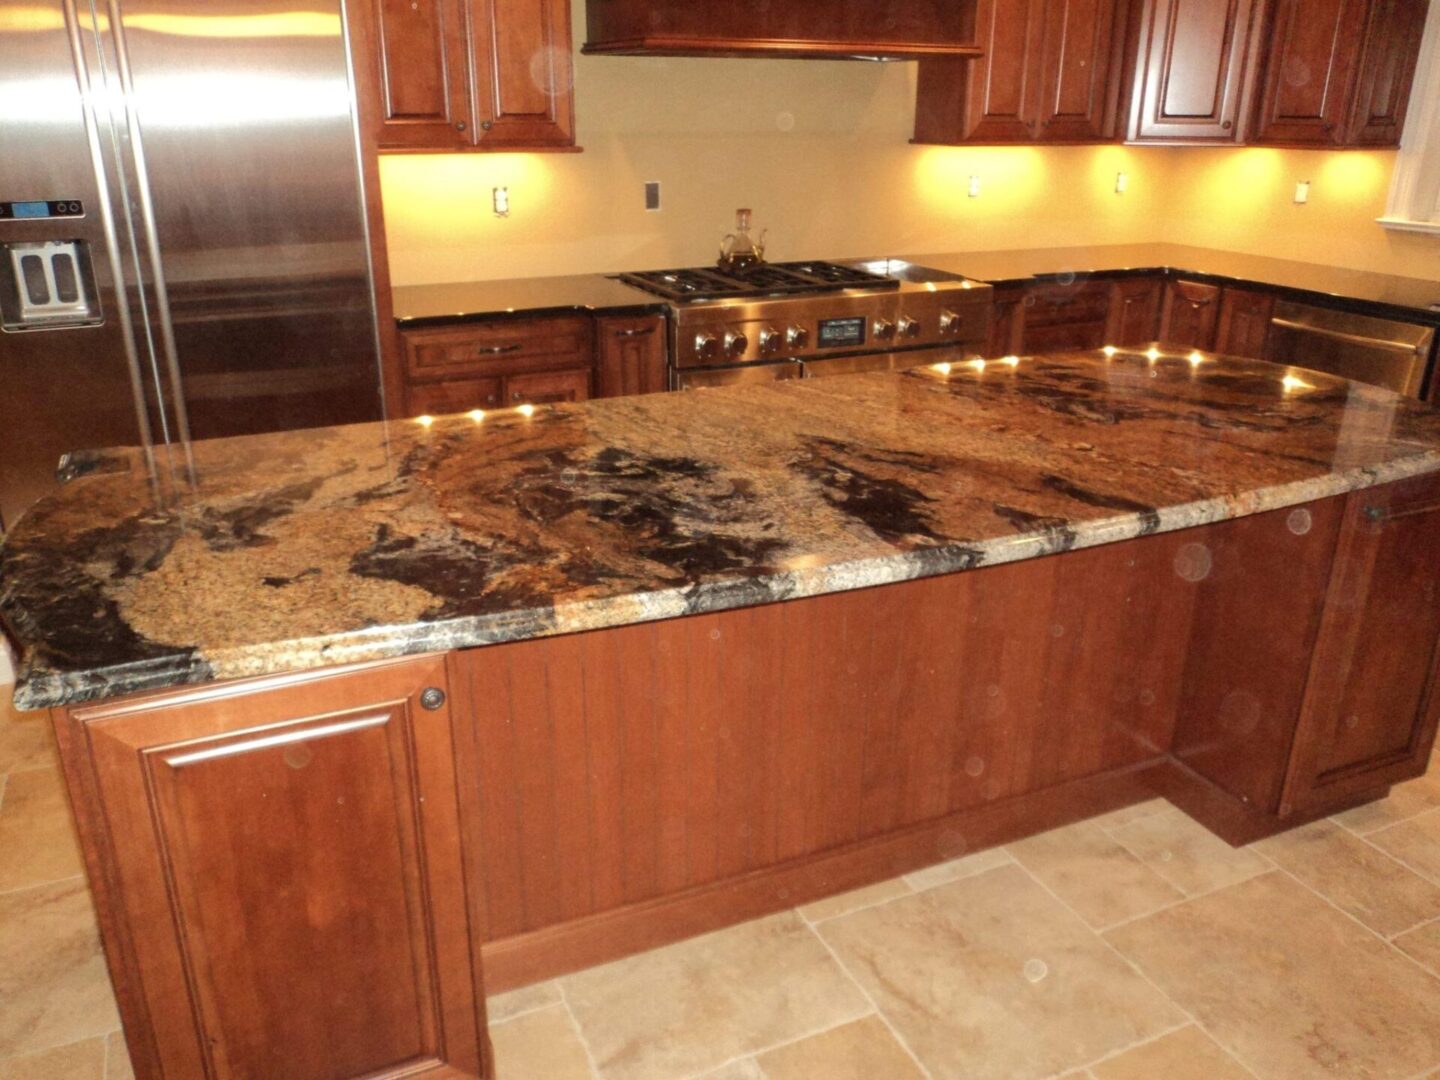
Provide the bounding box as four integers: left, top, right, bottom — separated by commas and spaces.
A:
1283, 474, 1440, 815
1345, 0, 1429, 146
1105, 276, 1164, 346
1250, 0, 1367, 146
1159, 279, 1222, 349
471, 0, 577, 148
407, 377, 504, 417
1214, 287, 1275, 358
372, 0, 475, 150
1022, 281, 1112, 353
1036, 0, 1126, 140
986, 286, 1028, 357
914, 0, 1047, 143
596, 314, 669, 398
506, 366, 592, 405
1129, 0, 1262, 142
63, 658, 489, 1080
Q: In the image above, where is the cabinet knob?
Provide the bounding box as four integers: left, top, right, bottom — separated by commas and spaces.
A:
481, 120, 493, 131
455, 121, 467, 132
512, 391, 522, 401
1222, 120, 1233, 131
486, 393, 497, 405
420, 687, 446, 711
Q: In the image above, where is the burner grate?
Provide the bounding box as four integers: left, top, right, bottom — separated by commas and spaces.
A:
617, 261, 897, 302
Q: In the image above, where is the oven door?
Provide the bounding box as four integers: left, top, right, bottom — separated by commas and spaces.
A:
1264, 302, 1435, 398
673, 360, 803, 390
802, 349, 949, 379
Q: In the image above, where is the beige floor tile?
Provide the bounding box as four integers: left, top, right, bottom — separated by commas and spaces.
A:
1087, 798, 1172, 832
561, 911, 868, 1080
0, 693, 56, 776
1255, 820, 1440, 936
902, 846, 1013, 891
1089, 1025, 1252, 1080
1333, 772, 1440, 835
491, 1006, 593, 1080
1369, 811, 1440, 884
756, 1016, 923, 1080
103, 1031, 133, 1080
819, 864, 1184, 1080
1107, 871, 1440, 1079
798, 879, 912, 923
1107, 807, 1271, 897
697, 1060, 765, 1080
1007, 821, 1183, 928
487, 980, 562, 1024
0, 766, 84, 893
1393, 919, 1440, 974
0, 1036, 106, 1080
0, 879, 120, 1059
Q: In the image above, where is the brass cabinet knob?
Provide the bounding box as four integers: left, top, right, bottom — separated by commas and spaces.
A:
420, 687, 446, 711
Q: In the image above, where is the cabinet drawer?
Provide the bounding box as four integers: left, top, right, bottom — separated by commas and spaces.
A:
506, 368, 592, 406
406, 378, 503, 418
403, 317, 592, 380
1024, 282, 1112, 327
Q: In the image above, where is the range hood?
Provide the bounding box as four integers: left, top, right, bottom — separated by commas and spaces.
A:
582, 0, 981, 61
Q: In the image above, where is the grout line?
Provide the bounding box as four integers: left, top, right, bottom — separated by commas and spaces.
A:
0, 772, 7, 814
0, 871, 87, 900
901, 851, 1017, 895
103, 1029, 124, 1080
553, 982, 604, 1080
1035, 1018, 1193, 1080
1358, 819, 1440, 891
485, 989, 566, 1028
1011, 858, 1265, 1080
1389, 912, 1440, 944
796, 906, 935, 1080
671, 1012, 877, 1080
800, 885, 916, 926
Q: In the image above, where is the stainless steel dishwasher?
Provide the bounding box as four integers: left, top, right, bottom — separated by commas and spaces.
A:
1265, 301, 1436, 398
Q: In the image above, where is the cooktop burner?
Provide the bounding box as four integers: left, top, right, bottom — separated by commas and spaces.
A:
617, 261, 899, 303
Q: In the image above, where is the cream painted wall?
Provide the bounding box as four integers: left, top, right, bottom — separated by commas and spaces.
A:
378, 5, 1440, 286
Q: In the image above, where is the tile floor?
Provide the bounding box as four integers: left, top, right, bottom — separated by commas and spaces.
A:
7, 689, 1440, 1079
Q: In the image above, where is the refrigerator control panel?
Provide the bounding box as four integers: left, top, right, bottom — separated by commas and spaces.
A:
0, 200, 85, 220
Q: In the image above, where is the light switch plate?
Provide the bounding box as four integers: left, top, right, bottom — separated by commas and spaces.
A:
645, 181, 661, 212
1294, 181, 1311, 205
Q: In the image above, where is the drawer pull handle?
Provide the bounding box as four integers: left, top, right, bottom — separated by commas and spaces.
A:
420, 687, 446, 711
1363, 502, 1440, 526
615, 326, 656, 338
477, 343, 522, 356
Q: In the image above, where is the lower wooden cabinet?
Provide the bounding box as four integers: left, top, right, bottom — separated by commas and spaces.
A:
1021, 280, 1112, 353
1214, 287, 1275, 358
596, 314, 669, 397
56, 657, 491, 1080
1105, 277, 1164, 345
407, 376, 504, 416
985, 285, 1027, 357
1159, 279, 1224, 350
506, 366, 592, 405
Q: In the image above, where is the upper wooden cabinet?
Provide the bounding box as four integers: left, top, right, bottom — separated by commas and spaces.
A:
1128, 0, 1264, 143
366, 0, 576, 152
914, 0, 1129, 144
1249, 0, 1430, 146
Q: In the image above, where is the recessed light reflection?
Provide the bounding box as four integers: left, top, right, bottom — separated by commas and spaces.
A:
1102, 345, 1118, 358
1000, 355, 1020, 367
933, 362, 953, 375
1188, 351, 1206, 366
518, 403, 536, 417
969, 357, 987, 372
467, 409, 485, 422
1281, 374, 1315, 393
1145, 347, 1161, 362
415, 414, 435, 428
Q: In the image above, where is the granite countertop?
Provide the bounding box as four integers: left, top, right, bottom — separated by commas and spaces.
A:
393, 273, 662, 327
901, 244, 1440, 325
6, 349, 1440, 711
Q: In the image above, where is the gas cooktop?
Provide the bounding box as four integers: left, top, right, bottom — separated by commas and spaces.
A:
617, 261, 899, 303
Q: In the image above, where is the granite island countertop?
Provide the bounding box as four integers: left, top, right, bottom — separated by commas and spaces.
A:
6, 349, 1440, 711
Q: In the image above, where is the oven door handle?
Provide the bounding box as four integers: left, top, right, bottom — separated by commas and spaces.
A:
1268, 316, 1429, 357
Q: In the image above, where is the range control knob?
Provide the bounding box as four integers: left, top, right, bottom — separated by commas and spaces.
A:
723, 330, 749, 358
758, 327, 783, 354
694, 333, 719, 360
873, 318, 897, 342
786, 325, 810, 350
898, 316, 921, 339
938, 309, 962, 335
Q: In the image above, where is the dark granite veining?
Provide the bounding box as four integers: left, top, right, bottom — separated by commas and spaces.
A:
5, 349, 1440, 711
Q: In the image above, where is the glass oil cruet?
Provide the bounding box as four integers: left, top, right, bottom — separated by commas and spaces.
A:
718, 208, 767, 273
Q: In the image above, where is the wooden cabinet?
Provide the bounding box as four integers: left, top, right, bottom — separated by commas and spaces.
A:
1105, 276, 1164, 345
401, 315, 593, 416
366, 0, 576, 152
55, 657, 491, 1080
914, 0, 1128, 144
1159, 278, 1223, 349
596, 314, 669, 397
1021, 280, 1113, 353
1346, 0, 1430, 146
1283, 473, 1440, 814
985, 286, 1028, 358
1128, 0, 1263, 143
1214, 286, 1275, 358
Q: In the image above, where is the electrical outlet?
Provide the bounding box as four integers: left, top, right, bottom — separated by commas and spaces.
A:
1294, 181, 1311, 205
1115, 172, 1128, 194
968, 175, 981, 198
645, 181, 661, 212
492, 187, 510, 218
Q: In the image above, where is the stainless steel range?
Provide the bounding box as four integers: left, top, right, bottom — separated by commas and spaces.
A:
616, 259, 993, 389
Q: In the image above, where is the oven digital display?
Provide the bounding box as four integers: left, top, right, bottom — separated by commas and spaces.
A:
818, 316, 866, 349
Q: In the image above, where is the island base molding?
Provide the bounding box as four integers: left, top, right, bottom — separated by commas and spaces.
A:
49, 474, 1440, 1079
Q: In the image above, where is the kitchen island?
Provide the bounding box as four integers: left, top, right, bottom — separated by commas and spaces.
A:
6, 350, 1440, 1079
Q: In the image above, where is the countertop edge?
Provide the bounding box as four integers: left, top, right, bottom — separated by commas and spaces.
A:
17, 448, 1440, 713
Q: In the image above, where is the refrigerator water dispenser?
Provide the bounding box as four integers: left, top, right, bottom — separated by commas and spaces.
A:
0, 239, 102, 330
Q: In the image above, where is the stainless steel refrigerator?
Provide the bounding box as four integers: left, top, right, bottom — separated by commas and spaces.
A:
0, 0, 386, 528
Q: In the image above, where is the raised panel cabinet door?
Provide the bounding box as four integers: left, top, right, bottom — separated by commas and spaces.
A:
1283, 474, 1440, 815
1345, 0, 1430, 146
1213, 287, 1275, 358
371, 0, 475, 149
407, 376, 504, 416
1128, 0, 1263, 142
64, 658, 490, 1080
1250, 0, 1368, 146
596, 314, 669, 398
470, 0, 577, 148
1037, 0, 1127, 140
985, 286, 1028, 356
1104, 276, 1164, 345
914, 0, 1047, 143
1159, 278, 1222, 349
506, 366, 592, 405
